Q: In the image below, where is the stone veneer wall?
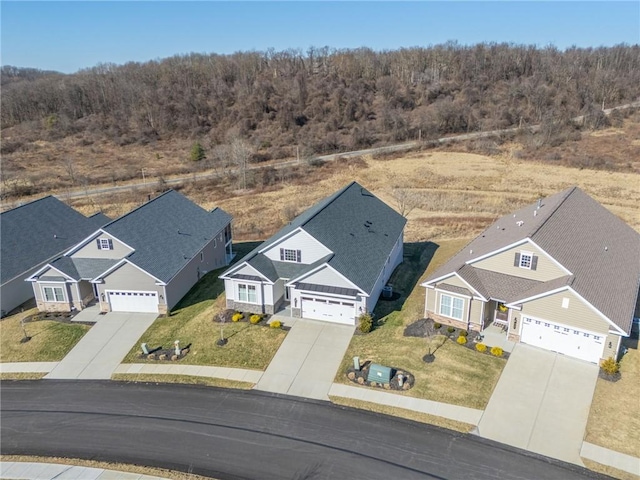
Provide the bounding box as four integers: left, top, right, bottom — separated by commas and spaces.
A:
427, 312, 480, 332
37, 301, 72, 313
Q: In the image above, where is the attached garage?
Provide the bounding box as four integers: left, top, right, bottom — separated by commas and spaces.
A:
301, 296, 356, 325
107, 290, 158, 313
520, 316, 605, 363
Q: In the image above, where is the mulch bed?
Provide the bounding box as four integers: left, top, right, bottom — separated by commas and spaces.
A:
139, 343, 192, 361
346, 361, 415, 391
598, 370, 621, 382
23, 311, 95, 326
404, 318, 510, 360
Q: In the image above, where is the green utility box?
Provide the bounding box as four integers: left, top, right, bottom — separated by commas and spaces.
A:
367, 363, 393, 384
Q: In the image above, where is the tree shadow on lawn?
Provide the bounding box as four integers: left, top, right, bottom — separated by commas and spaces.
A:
372, 241, 439, 323
169, 241, 263, 312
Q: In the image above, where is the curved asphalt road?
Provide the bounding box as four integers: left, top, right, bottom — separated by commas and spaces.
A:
1, 381, 609, 480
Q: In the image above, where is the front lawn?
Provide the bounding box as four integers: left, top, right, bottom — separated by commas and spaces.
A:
337, 239, 507, 410
123, 242, 287, 370
584, 343, 640, 458
0, 308, 90, 363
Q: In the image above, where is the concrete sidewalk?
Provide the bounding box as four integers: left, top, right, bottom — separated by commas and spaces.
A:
581, 442, 640, 476
255, 319, 354, 400
329, 383, 483, 425
0, 461, 169, 480
0, 362, 58, 374
114, 363, 263, 383
46, 313, 156, 380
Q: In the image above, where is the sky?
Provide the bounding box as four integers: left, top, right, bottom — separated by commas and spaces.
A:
1, 1, 639, 74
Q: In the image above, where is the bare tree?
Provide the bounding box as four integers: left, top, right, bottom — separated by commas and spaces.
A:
391, 188, 420, 217
63, 157, 76, 185
230, 137, 253, 190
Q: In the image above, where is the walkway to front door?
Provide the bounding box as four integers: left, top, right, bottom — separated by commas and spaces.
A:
476, 343, 598, 465
255, 318, 354, 400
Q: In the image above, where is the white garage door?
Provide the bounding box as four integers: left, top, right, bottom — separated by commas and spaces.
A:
107, 290, 158, 313
301, 296, 355, 325
521, 316, 604, 363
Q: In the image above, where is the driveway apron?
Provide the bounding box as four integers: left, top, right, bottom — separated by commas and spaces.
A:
476, 343, 598, 465
45, 313, 157, 380
255, 319, 354, 400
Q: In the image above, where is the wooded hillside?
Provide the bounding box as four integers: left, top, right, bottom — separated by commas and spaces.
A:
2, 43, 639, 161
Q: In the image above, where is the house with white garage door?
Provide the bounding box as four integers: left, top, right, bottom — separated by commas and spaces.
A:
220, 181, 406, 325
421, 186, 640, 364
27, 190, 232, 315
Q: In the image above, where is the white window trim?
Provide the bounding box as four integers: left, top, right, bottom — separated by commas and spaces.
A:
439, 293, 464, 320
237, 283, 258, 304
519, 251, 533, 269
282, 248, 299, 262
42, 285, 66, 303
99, 238, 111, 250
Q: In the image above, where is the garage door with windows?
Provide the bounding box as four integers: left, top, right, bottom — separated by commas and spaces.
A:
107, 290, 158, 313
301, 296, 356, 325
520, 316, 604, 363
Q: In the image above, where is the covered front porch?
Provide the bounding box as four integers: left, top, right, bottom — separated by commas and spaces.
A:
479, 300, 516, 352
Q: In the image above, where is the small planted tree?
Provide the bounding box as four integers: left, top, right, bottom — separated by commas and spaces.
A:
190, 142, 206, 162
358, 312, 373, 333
215, 311, 228, 346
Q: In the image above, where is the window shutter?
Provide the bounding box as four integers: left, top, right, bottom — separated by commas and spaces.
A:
531, 255, 538, 271
108, 239, 114, 250
514, 252, 521, 267
296, 250, 302, 263
280, 248, 285, 261
96, 239, 101, 249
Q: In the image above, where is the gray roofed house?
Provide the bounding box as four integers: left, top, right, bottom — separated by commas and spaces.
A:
0, 196, 109, 316
421, 186, 640, 364
220, 181, 406, 325
27, 190, 233, 315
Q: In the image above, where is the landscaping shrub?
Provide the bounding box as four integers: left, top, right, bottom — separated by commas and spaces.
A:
358, 312, 373, 333
232, 312, 244, 322
475, 343, 487, 353
459, 330, 468, 337
600, 357, 620, 375
249, 314, 262, 324
490, 346, 503, 357
447, 326, 455, 334
456, 336, 467, 345
270, 320, 282, 329
433, 322, 441, 329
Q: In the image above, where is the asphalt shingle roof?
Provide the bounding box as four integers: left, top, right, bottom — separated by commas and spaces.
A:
425, 187, 640, 333
222, 182, 406, 296
1, 196, 108, 284
101, 190, 231, 283
50, 257, 119, 281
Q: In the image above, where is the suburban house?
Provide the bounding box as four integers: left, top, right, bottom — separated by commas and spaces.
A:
421, 186, 640, 364
27, 190, 232, 315
0, 196, 108, 317
220, 181, 406, 325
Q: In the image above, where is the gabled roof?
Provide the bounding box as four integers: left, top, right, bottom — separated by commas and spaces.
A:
424, 187, 640, 333
0, 196, 108, 284
222, 182, 406, 295
49, 257, 119, 281
97, 190, 231, 283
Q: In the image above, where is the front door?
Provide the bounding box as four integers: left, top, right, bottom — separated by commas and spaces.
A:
285, 287, 290, 302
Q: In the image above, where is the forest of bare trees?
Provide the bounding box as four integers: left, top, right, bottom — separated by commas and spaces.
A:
2, 43, 639, 160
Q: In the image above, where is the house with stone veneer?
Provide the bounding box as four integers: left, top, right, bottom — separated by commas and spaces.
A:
27, 190, 232, 315
421, 187, 640, 364
220, 182, 406, 325
0, 196, 108, 317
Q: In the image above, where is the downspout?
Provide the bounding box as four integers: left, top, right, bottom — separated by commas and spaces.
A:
74, 282, 82, 310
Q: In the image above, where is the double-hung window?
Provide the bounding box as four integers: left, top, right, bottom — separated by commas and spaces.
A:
238, 284, 257, 303
43, 286, 65, 302
439, 294, 464, 320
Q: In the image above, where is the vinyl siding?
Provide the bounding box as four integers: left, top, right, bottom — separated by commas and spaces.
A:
78, 280, 94, 304
262, 229, 332, 264
72, 233, 133, 259
225, 278, 265, 305
273, 279, 285, 306
97, 263, 165, 306
436, 275, 471, 291
425, 288, 437, 315
601, 333, 622, 360
434, 289, 469, 322
1, 277, 35, 315
367, 235, 403, 312
230, 263, 268, 279
299, 266, 357, 289
472, 241, 566, 282
35, 281, 72, 312
470, 299, 484, 327
519, 289, 610, 334
165, 237, 225, 310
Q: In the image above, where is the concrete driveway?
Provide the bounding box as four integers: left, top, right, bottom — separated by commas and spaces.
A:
476, 343, 598, 465
45, 312, 157, 380
255, 319, 354, 400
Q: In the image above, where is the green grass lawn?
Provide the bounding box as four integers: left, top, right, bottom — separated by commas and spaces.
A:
337, 239, 507, 410
123, 242, 287, 370
0, 308, 90, 363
